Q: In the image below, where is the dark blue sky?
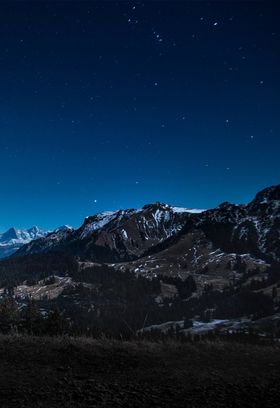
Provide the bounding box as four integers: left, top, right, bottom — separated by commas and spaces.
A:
0, 1, 279, 231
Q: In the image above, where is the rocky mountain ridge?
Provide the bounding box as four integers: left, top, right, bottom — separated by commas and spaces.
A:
15, 204, 205, 262
14, 186, 280, 276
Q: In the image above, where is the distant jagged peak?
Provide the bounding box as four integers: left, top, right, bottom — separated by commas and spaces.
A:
0, 226, 50, 259
0, 226, 47, 244
0, 227, 18, 242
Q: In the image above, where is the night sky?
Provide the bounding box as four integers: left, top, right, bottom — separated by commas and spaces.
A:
0, 1, 279, 231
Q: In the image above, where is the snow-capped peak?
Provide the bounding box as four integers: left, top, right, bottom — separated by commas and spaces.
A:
0, 226, 48, 244
81, 211, 118, 238
0, 226, 50, 259
171, 206, 206, 214
54, 225, 74, 233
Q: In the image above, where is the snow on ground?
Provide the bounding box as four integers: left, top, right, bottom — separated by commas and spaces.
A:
142, 318, 251, 335
0, 276, 73, 301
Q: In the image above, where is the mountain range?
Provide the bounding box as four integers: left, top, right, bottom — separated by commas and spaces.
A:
0, 226, 49, 259
14, 185, 280, 282
15, 206, 205, 261
0, 184, 279, 338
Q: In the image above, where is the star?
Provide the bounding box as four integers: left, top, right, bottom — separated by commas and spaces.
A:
152, 30, 163, 43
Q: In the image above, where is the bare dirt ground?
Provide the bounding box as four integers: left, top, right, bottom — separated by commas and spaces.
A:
0, 335, 280, 407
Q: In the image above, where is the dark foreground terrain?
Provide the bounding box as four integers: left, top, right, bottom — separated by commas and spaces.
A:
0, 336, 280, 407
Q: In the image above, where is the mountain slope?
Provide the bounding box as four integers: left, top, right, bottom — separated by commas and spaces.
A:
111, 186, 280, 288
15, 204, 205, 262
196, 184, 280, 262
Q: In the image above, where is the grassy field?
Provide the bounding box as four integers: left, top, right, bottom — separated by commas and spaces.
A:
0, 335, 280, 407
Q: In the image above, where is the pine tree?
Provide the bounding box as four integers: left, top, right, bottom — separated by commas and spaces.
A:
183, 318, 193, 329
46, 307, 66, 335
24, 298, 42, 335
0, 297, 19, 334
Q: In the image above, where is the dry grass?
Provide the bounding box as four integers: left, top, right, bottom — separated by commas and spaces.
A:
0, 334, 280, 407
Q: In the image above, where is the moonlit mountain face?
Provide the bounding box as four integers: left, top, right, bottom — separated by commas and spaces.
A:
0, 227, 49, 259
15, 204, 205, 261
14, 186, 280, 271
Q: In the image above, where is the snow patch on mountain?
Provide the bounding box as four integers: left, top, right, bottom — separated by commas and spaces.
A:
81, 211, 118, 238
171, 207, 206, 214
